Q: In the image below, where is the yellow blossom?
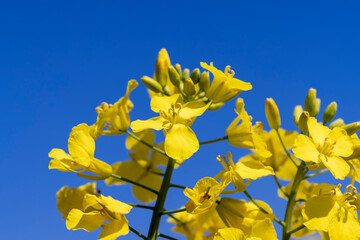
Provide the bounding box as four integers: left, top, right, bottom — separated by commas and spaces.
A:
302, 184, 360, 240
131, 94, 210, 161
293, 117, 353, 179
184, 177, 222, 214
56, 182, 96, 219
66, 194, 132, 240
48, 123, 112, 180
226, 98, 272, 158
200, 62, 252, 103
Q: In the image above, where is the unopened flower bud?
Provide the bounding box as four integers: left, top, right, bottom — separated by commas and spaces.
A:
141, 76, 163, 93
199, 71, 210, 92
183, 78, 196, 96
155, 48, 171, 87
175, 63, 182, 75
344, 122, 360, 136
265, 98, 281, 130
329, 118, 344, 129
304, 88, 321, 117
208, 102, 224, 111
293, 105, 303, 126
298, 111, 310, 133
168, 65, 181, 87
190, 68, 201, 84
182, 68, 190, 80
322, 102, 337, 125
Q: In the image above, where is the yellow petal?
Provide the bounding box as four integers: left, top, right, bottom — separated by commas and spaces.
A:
133, 173, 162, 203
49, 148, 72, 160
329, 127, 353, 157
106, 160, 145, 185
321, 155, 350, 180
68, 125, 94, 167
150, 94, 182, 113
308, 117, 331, 145
179, 101, 210, 119
328, 207, 360, 240
292, 135, 320, 163
236, 160, 275, 180
165, 124, 199, 161
100, 195, 132, 215
125, 129, 155, 158
131, 117, 166, 132
99, 219, 129, 240
250, 218, 277, 240
214, 228, 246, 240
66, 209, 106, 231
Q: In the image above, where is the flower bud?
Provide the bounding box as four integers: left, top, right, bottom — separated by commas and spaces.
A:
265, 98, 281, 130
322, 102, 337, 125
344, 122, 360, 136
141, 76, 163, 93
293, 105, 303, 126
329, 118, 344, 129
182, 68, 190, 80
190, 68, 201, 84
199, 71, 210, 92
304, 88, 321, 117
175, 63, 182, 75
168, 65, 181, 87
208, 102, 224, 111
155, 48, 171, 87
298, 111, 310, 133
183, 78, 196, 97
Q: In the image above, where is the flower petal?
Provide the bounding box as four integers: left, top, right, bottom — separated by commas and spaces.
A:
165, 124, 199, 161
321, 155, 350, 180
99, 219, 129, 240
150, 94, 182, 113
292, 134, 320, 163
308, 117, 331, 145
236, 160, 275, 180
131, 117, 166, 132
66, 209, 106, 231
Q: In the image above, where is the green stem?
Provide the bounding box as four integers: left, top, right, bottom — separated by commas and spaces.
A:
125, 130, 167, 156
128, 203, 154, 210
147, 158, 176, 240
161, 208, 186, 215
282, 161, 306, 240
170, 183, 186, 189
273, 175, 289, 198
199, 136, 228, 145
287, 224, 306, 235
129, 226, 147, 240
158, 233, 178, 240
111, 173, 159, 195
304, 169, 329, 179
275, 129, 298, 167
243, 190, 284, 227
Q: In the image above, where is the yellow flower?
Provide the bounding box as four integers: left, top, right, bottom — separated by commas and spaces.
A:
215, 152, 273, 192
200, 62, 252, 103
106, 129, 164, 203
226, 98, 272, 158
184, 177, 223, 214
293, 117, 353, 179
302, 184, 360, 240
66, 194, 132, 240
48, 123, 112, 180
56, 182, 96, 219
131, 94, 210, 161
92, 79, 138, 139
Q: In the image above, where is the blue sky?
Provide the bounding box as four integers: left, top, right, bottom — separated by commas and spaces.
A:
1, 1, 360, 239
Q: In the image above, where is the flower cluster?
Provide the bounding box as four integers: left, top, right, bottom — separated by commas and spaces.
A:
49, 49, 360, 240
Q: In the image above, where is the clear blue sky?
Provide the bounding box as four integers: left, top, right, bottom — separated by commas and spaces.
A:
1, 1, 360, 239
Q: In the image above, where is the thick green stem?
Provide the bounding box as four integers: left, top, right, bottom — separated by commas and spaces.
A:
282, 161, 306, 240
275, 129, 298, 167
147, 158, 176, 240
199, 135, 228, 145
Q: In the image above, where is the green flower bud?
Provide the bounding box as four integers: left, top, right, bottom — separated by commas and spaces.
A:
175, 63, 182, 75
322, 102, 337, 125
304, 88, 321, 117
155, 48, 171, 87
293, 105, 303, 126
298, 111, 310, 133
190, 68, 201, 84
141, 76, 163, 93
265, 98, 281, 130
168, 65, 181, 87
329, 118, 344, 129
344, 122, 360, 136
182, 68, 190, 80
208, 102, 224, 111
183, 78, 196, 97
199, 71, 210, 92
